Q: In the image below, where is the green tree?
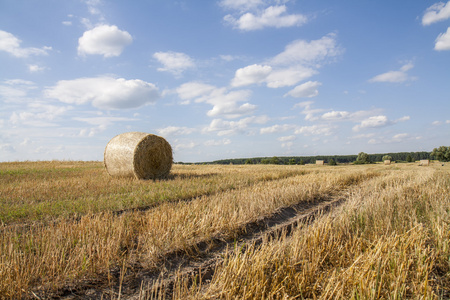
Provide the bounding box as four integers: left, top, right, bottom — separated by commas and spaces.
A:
289, 158, 297, 165
431, 146, 450, 162
299, 159, 305, 165
382, 155, 392, 161
245, 159, 253, 164
406, 155, 413, 162
355, 152, 370, 164
328, 158, 337, 166
261, 158, 270, 164
270, 156, 280, 165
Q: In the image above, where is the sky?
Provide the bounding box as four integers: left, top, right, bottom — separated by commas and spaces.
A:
0, 0, 449, 163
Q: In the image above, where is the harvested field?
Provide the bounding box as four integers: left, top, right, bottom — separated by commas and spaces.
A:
0, 162, 449, 299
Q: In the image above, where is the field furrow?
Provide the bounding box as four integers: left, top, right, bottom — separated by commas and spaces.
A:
0, 163, 376, 299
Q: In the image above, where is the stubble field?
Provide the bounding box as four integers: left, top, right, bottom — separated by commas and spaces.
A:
0, 161, 449, 299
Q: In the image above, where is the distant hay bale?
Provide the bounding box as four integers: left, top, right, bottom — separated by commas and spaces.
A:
316, 160, 324, 165
384, 160, 391, 165
104, 132, 173, 179
419, 159, 430, 166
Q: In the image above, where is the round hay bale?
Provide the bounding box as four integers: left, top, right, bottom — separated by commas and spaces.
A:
104, 132, 172, 179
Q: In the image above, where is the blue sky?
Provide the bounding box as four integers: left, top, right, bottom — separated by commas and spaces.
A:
1, 0, 449, 162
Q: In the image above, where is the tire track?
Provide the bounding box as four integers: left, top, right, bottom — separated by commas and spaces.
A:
55, 186, 353, 300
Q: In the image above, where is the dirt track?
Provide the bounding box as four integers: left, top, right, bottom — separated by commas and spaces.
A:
55, 187, 352, 300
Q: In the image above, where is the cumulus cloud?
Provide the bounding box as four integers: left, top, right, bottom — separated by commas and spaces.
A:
284, 81, 322, 98
260, 124, 295, 134
229, 34, 340, 90
295, 124, 334, 136
203, 115, 269, 136
204, 138, 232, 146
153, 51, 195, 76
157, 126, 196, 136
78, 25, 132, 57
266, 67, 316, 88
270, 33, 341, 66
422, 1, 450, 25
176, 82, 256, 119
352, 115, 409, 132
9, 102, 73, 127
231, 64, 272, 87
176, 82, 216, 102
28, 64, 46, 73
224, 5, 308, 31
321, 111, 351, 121
278, 135, 296, 142
369, 62, 416, 83
0, 30, 51, 58
44, 76, 160, 110
435, 27, 450, 50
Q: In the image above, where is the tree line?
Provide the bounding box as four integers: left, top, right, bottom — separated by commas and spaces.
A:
197, 151, 432, 165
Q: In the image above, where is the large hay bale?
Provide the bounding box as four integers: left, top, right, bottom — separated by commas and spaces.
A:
104, 132, 172, 179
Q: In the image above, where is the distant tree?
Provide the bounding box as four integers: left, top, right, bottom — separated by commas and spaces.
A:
270, 156, 280, 165
245, 159, 253, 164
355, 152, 370, 164
328, 158, 337, 166
382, 155, 392, 161
299, 159, 305, 165
406, 155, 413, 162
261, 158, 270, 164
289, 158, 297, 165
431, 146, 450, 162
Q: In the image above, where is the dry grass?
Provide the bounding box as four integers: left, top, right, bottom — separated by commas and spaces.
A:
172, 165, 450, 299
0, 162, 305, 224
1, 162, 449, 299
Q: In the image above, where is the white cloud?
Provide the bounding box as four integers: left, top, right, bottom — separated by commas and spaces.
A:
277, 135, 295, 142
266, 67, 316, 88
231, 64, 272, 87
203, 89, 256, 118
157, 126, 196, 136
177, 83, 256, 119
204, 138, 232, 146
9, 103, 72, 127
422, 1, 450, 25
435, 27, 450, 50
260, 124, 295, 134
295, 124, 334, 136
78, 25, 132, 57
225, 5, 308, 31
369, 62, 416, 83
284, 81, 322, 98
176, 82, 216, 101
203, 115, 269, 136
367, 133, 412, 145
44, 76, 160, 110
0, 30, 51, 58
321, 110, 350, 121
270, 33, 341, 66
352, 115, 390, 131
153, 51, 195, 75
352, 114, 409, 132
28, 64, 46, 73
294, 101, 325, 121
174, 141, 197, 151
0, 79, 37, 103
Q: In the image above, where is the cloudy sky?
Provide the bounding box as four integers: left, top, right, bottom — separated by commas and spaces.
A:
1, 0, 449, 162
